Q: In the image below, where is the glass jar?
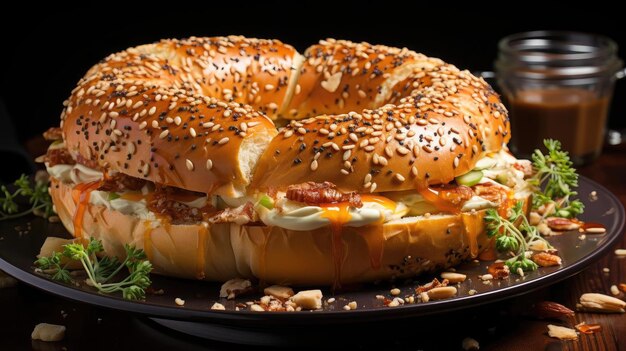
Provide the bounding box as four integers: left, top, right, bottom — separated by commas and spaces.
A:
495, 31, 623, 165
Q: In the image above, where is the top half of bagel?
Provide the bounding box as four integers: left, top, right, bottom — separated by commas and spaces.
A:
54, 36, 510, 198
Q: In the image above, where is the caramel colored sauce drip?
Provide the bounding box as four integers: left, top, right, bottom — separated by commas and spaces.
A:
143, 221, 153, 262
320, 203, 352, 290
465, 213, 481, 258
196, 225, 208, 280
416, 186, 462, 214
71, 181, 102, 242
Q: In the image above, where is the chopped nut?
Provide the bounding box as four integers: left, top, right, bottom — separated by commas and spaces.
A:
586, 227, 606, 234
480, 274, 493, 281
488, 262, 510, 279
250, 304, 265, 312
547, 324, 578, 340
531, 301, 575, 320
390, 288, 401, 296
461, 337, 480, 350
347, 301, 357, 310
387, 297, 404, 307
327, 297, 336, 303
537, 222, 552, 236
619, 284, 626, 293
263, 285, 294, 300
532, 252, 562, 267
175, 298, 185, 306
260, 295, 271, 305
219, 278, 252, 300
416, 278, 448, 293
440, 272, 467, 283
603, 267, 610, 273
427, 286, 457, 300
528, 239, 549, 251
468, 289, 477, 296
610, 285, 620, 296
546, 217, 580, 231
211, 302, 225, 310
375, 295, 385, 300
420, 292, 429, 302
342, 305, 351, 310
31, 323, 66, 342
290, 289, 323, 310
529, 211, 542, 225
578, 293, 626, 313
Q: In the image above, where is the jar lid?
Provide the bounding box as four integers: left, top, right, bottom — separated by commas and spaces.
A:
495, 31, 623, 79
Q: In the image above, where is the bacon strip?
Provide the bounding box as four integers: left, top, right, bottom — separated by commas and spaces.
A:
286, 182, 362, 208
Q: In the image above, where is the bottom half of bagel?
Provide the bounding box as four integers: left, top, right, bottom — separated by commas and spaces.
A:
49, 178, 528, 286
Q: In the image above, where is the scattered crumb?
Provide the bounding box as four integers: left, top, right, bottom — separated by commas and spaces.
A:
290, 290, 323, 310
31, 323, 66, 342
219, 278, 252, 300
615, 249, 626, 257
175, 298, 185, 306
211, 302, 225, 310
420, 292, 429, 302
610, 285, 620, 296
390, 288, 401, 296
578, 234, 586, 240
480, 274, 493, 281
375, 295, 385, 300
517, 267, 525, 277
250, 304, 265, 312
468, 289, 477, 296
263, 285, 294, 300
327, 297, 335, 303
342, 305, 351, 311
603, 268, 610, 273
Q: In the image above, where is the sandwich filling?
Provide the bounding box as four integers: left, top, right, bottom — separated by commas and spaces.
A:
45, 139, 532, 228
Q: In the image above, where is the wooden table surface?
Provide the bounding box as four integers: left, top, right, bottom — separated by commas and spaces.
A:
0, 143, 624, 351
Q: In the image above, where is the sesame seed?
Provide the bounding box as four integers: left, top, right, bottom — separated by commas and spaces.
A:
109, 111, 119, 118
422, 145, 433, 153
297, 127, 307, 135
206, 159, 213, 170
411, 166, 418, 177
202, 122, 214, 128
385, 146, 394, 158
224, 110, 232, 117
364, 174, 372, 184
343, 150, 352, 161
139, 121, 147, 130
340, 169, 350, 175
174, 116, 182, 126
265, 84, 275, 91
349, 133, 358, 142
370, 182, 377, 192
453, 157, 459, 168
148, 106, 157, 115
310, 160, 318, 171
152, 120, 159, 128
364, 145, 375, 152
395, 174, 406, 182
159, 130, 169, 139
190, 128, 197, 137
397, 146, 410, 155
218, 137, 229, 145
284, 130, 294, 138
186, 159, 194, 171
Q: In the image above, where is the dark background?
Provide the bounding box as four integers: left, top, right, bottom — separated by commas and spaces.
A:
0, 8, 624, 151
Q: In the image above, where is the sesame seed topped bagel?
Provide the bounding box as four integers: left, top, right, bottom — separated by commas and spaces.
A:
46, 36, 526, 287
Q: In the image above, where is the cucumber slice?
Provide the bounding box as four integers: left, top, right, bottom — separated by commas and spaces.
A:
474, 157, 497, 170
455, 170, 484, 187
107, 192, 120, 201
258, 194, 274, 209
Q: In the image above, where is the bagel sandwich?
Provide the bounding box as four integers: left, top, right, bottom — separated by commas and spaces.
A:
44, 36, 533, 286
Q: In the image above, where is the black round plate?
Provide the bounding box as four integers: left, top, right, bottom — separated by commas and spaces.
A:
0, 176, 623, 341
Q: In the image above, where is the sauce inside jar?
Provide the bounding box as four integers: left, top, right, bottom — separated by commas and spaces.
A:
507, 88, 610, 162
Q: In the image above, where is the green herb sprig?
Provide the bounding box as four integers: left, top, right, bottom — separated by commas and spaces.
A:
36, 238, 152, 300
1, 174, 53, 221
530, 139, 584, 218
484, 201, 552, 274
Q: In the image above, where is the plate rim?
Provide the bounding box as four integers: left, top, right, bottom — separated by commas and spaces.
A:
1, 175, 623, 324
